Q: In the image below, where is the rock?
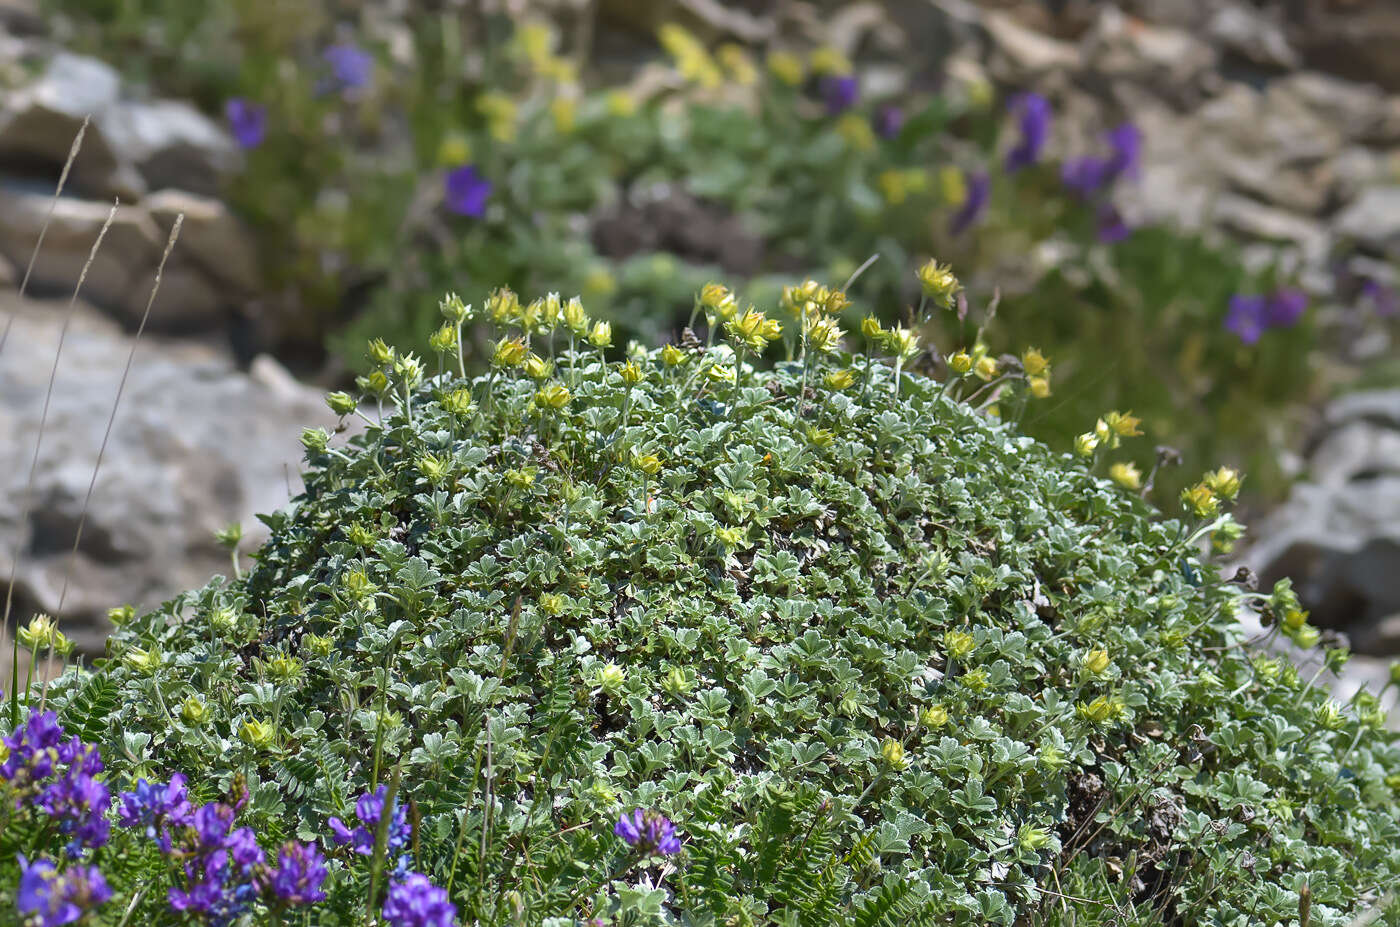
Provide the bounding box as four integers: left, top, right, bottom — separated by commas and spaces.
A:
0, 290, 336, 652
1206, 4, 1299, 70
1333, 186, 1400, 256
143, 189, 261, 295
0, 51, 144, 200
1276, 72, 1400, 146
1211, 193, 1329, 260
1081, 6, 1217, 104
96, 101, 240, 198
1325, 388, 1400, 431
0, 250, 13, 286
981, 8, 1080, 83
1291, 1, 1400, 94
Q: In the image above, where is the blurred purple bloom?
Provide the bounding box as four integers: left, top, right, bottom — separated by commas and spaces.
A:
874, 104, 904, 139
1363, 279, 1398, 317
950, 171, 990, 236
444, 165, 492, 218
382, 872, 458, 927
614, 808, 682, 856
1005, 93, 1051, 173
1105, 123, 1142, 180
1060, 156, 1108, 200
1265, 288, 1307, 328
225, 99, 267, 150
323, 43, 373, 92
821, 75, 859, 116
1095, 203, 1131, 243
262, 841, 328, 906
1225, 294, 1268, 344
17, 856, 111, 927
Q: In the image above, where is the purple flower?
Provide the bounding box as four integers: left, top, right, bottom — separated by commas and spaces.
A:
118, 774, 193, 852
17, 856, 111, 927
323, 43, 373, 92
1005, 93, 1051, 173
1105, 123, 1142, 180
328, 785, 413, 876
382, 872, 458, 927
2, 709, 66, 788
225, 98, 267, 150
614, 808, 682, 856
1095, 203, 1131, 243
949, 171, 990, 236
262, 841, 328, 906
1264, 288, 1307, 328
36, 746, 110, 857
1060, 156, 1108, 200
444, 165, 492, 218
1363, 279, 1399, 317
874, 104, 904, 139
821, 75, 859, 116
1225, 294, 1268, 344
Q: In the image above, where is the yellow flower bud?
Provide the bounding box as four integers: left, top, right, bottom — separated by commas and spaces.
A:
1028, 375, 1051, 399
605, 89, 637, 117
239, 719, 277, 750
417, 453, 450, 483
620, 360, 644, 384
505, 467, 536, 489
429, 324, 457, 354
944, 629, 975, 660
587, 320, 612, 348
804, 316, 844, 354
563, 296, 588, 334
880, 737, 908, 770
108, 605, 136, 627
1203, 466, 1242, 501
766, 50, 805, 86
1181, 484, 1219, 519
974, 355, 999, 381
598, 663, 626, 693
861, 316, 884, 340
707, 364, 736, 385
524, 353, 553, 380
916, 259, 961, 307
824, 368, 857, 390
661, 344, 686, 366
123, 646, 163, 675
920, 704, 949, 728
1083, 649, 1111, 676
535, 383, 571, 410
492, 337, 527, 368
436, 133, 472, 168
1021, 348, 1050, 377
631, 452, 663, 476
948, 351, 973, 375
179, 695, 209, 726
1109, 462, 1142, 491
368, 338, 394, 366
1104, 411, 1142, 438
1074, 432, 1099, 457
442, 388, 475, 416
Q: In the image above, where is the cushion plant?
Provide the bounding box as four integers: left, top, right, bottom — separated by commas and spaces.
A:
40, 275, 1400, 926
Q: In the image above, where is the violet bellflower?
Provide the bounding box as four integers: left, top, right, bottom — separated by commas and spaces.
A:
322, 43, 374, 93
225, 99, 267, 150
1005, 92, 1051, 173
949, 171, 991, 236
1060, 122, 1141, 200
444, 165, 492, 218
821, 75, 859, 116
17, 856, 112, 927
382, 872, 459, 927
873, 104, 904, 140
1225, 288, 1307, 344
614, 808, 682, 856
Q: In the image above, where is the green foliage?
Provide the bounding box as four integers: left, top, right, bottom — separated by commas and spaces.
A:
44, 284, 1400, 925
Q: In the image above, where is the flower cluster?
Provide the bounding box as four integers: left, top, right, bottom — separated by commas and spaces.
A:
2, 709, 110, 858
1224, 288, 1307, 344
328, 784, 414, 875
614, 809, 682, 856
17, 856, 111, 927
1060, 123, 1142, 242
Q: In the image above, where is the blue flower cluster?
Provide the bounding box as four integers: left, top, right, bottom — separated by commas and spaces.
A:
614, 808, 682, 857
1224, 288, 1308, 344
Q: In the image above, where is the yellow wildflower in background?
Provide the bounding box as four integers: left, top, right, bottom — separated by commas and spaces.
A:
1109, 462, 1142, 491
550, 96, 577, 133
835, 113, 875, 152
605, 89, 638, 117
717, 44, 758, 85
808, 45, 852, 76
477, 92, 518, 143
658, 24, 722, 88
766, 50, 805, 86
436, 132, 471, 167
938, 165, 967, 206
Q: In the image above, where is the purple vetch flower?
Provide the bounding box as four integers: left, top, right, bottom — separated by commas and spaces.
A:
17, 856, 111, 927
1060, 156, 1108, 200
1, 709, 66, 789
1264, 288, 1307, 328
382, 872, 459, 927
36, 745, 110, 857
1105, 123, 1142, 180
323, 43, 374, 92
614, 808, 682, 856
444, 165, 492, 218
1225, 294, 1269, 344
1363, 278, 1399, 317
1005, 92, 1051, 173
1095, 203, 1131, 243
327, 785, 413, 875
261, 841, 328, 906
874, 103, 904, 139
820, 75, 859, 115
225, 98, 267, 150
118, 774, 193, 852
949, 170, 990, 236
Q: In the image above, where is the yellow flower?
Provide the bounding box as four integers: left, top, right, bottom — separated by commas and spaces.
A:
766, 50, 805, 86
805, 426, 835, 448
428, 324, 457, 354
587, 320, 613, 347
1104, 410, 1143, 438
598, 662, 626, 692
920, 704, 949, 728
550, 96, 577, 134
824, 368, 856, 390
417, 453, 450, 483
505, 467, 536, 489
808, 45, 852, 76
605, 89, 637, 118
1181, 483, 1219, 518
717, 43, 758, 85
944, 629, 975, 660
583, 266, 616, 297
512, 20, 554, 69
18, 614, 57, 650
1075, 432, 1099, 458
699, 282, 738, 321
880, 737, 908, 770
881, 327, 919, 361
536, 383, 571, 409
1021, 348, 1050, 377
658, 24, 722, 88
524, 353, 553, 380
487, 287, 521, 323
1203, 466, 1242, 501
861, 316, 884, 341
1109, 462, 1142, 491
836, 113, 875, 152
804, 316, 845, 354
123, 646, 163, 674
180, 696, 209, 726
877, 169, 909, 205
948, 351, 973, 374
368, 337, 395, 366
436, 132, 472, 167
707, 364, 736, 385
240, 719, 277, 750
1083, 649, 1111, 676
563, 296, 588, 334
492, 337, 527, 368
726, 308, 783, 353
916, 259, 961, 307
442, 389, 474, 417
108, 605, 137, 627
973, 355, 999, 381
661, 344, 686, 366
267, 655, 303, 682
477, 92, 518, 143
631, 452, 663, 476
938, 165, 967, 206
1028, 375, 1051, 399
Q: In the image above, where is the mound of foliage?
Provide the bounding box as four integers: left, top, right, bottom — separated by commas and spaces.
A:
41, 279, 1400, 926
